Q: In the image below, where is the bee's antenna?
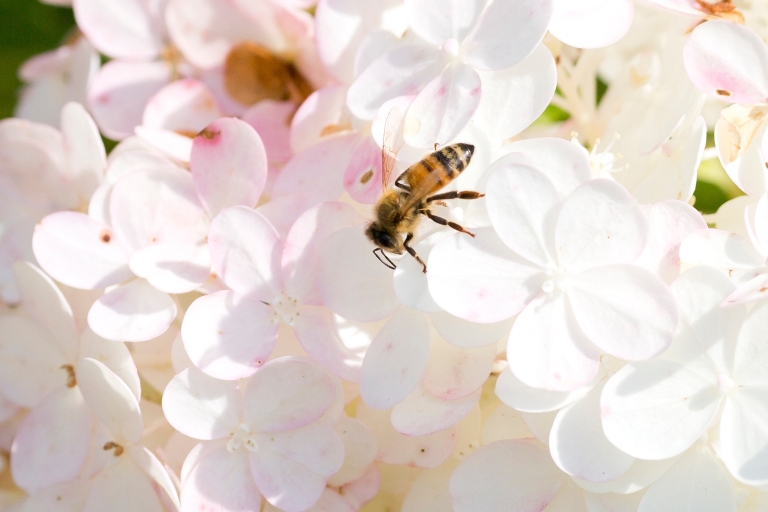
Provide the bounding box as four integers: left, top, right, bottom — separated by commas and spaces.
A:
373, 248, 397, 270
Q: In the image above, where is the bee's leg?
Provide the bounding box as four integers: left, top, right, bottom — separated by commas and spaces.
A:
394, 175, 411, 192
434, 142, 439, 151
403, 233, 427, 273
421, 210, 476, 238
426, 191, 484, 203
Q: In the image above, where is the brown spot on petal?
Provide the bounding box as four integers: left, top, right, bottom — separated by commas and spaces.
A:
103, 441, 124, 457
359, 169, 374, 184
100, 231, 112, 243
61, 364, 77, 387
224, 42, 313, 106
198, 128, 219, 140
319, 122, 352, 137
716, 89, 732, 97
175, 129, 198, 139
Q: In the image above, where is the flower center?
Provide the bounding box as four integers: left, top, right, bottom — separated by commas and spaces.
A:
541, 267, 569, 294
442, 38, 460, 58
227, 423, 258, 453
717, 373, 736, 395
270, 291, 300, 326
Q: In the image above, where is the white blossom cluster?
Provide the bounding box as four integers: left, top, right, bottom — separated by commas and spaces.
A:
3, 0, 768, 510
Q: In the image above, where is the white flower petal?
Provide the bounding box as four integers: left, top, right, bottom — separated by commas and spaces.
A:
88, 280, 177, 342
129, 243, 210, 294
572, 457, 678, 494
679, 228, 764, 271
555, 179, 647, 272
473, 44, 556, 142
181, 446, 261, 511
495, 366, 596, 413
82, 456, 166, 512
462, 0, 553, 71
403, 63, 482, 148
422, 334, 495, 399
60, 102, 106, 200
601, 359, 721, 460
327, 416, 378, 487
360, 308, 430, 409
73, 0, 162, 59
429, 311, 511, 348
550, 383, 635, 482
242, 357, 338, 433
405, 0, 486, 46
391, 384, 481, 436
77, 358, 143, 444
449, 439, 566, 511
162, 367, 241, 441
507, 293, 601, 391
182, 291, 278, 380
428, 228, 543, 323
720, 387, 768, 486
638, 446, 735, 512
11, 387, 91, 492
549, 0, 634, 49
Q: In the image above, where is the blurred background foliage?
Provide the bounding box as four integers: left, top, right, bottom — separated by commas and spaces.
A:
0, 0, 741, 214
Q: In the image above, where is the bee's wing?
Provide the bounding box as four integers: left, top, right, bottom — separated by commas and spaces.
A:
399, 163, 446, 213
381, 106, 405, 189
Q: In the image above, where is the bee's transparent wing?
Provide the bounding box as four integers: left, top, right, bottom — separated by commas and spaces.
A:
381, 106, 405, 189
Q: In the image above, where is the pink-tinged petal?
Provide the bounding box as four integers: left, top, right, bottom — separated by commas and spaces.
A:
33, 211, 132, 290
242, 357, 337, 432
601, 360, 721, 460
82, 455, 167, 512
449, 439, 566, 512
292, 306, 364, 382
462, 0, 553, 71
251, 423, 344, 512
241, 100, 294, 172
720, 387, 768, 485
129, 243, 210, 294
319, 227, 400, 322
110, 166, 206, 250
289, 86, 348, 154
356, 402, 459, 468
391, 384, 481, 436
316, 0, 407, 83
555, 179, 647, 272
636, 201, 707, 284
568, 265, 677, 360
0, 316, 68, 407
78, 327, 141, 402
11, 386, 91, 492
550, 0, 633, 49
508, 293, 601, 391
495, 366, 594, 413
473, 44, 556, 141
135, 126, 194, 163
76, 358, 142, 444
684, 20, 768, 105
327, 416, 377, 487
429, 311, 511, 348
166, 0, 283, 70
405, 0, 485, 45
143, 79, 221, 134
162, 367, 241, 441
12, 262, 78, 361
638, 446, 735, 512
282, 201, 366, 306
403, 63, 481, 148
679, 228, 764, 270
360, 308, 430, 409
393, 236, 441, 313
88, 280, 177, 342
422, 335, 495, 400
182, 290, 278, 380
87, 60, 171, 140
346, 44, 446, 120
715, 114, 768, 198
339, 464, 380, 508
60, 102, 106, 200
73, 0, 162, 59
181, 446, 261, 512
550, 383, 634, 483
486, 163, 559, 267
428, 229, 543, 323
722, 271, 768, 306
128, 445, 182, 512
209, 206, 282, 297
343, 134, 385, 204
191, 118, 267, 217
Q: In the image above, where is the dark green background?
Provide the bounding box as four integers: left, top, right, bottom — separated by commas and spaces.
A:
0, 0, 740, 213
0, 0, 75, 119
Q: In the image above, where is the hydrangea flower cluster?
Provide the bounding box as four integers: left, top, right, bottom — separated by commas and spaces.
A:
4, 0, 768, 510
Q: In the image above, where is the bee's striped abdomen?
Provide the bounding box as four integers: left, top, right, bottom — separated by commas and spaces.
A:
433, 143, 473, 179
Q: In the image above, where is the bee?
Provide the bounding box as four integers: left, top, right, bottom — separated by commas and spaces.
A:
366, 110, 484, 273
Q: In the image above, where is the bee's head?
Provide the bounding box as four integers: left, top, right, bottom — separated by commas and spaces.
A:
365, 223, 402, 254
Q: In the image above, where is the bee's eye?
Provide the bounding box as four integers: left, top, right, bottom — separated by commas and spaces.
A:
376, 232, 397, 249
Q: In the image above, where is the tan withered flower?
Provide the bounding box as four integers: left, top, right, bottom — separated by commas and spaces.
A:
224, 41, 313, 106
